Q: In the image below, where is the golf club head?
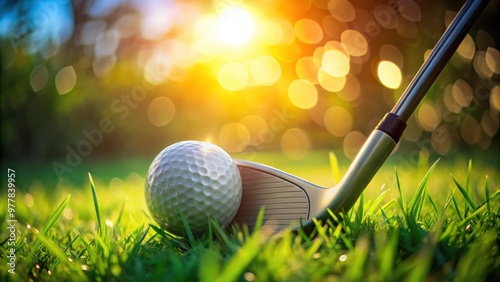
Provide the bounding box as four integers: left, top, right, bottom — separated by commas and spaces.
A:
233, 159, 334, 231
233, 130, 397, 233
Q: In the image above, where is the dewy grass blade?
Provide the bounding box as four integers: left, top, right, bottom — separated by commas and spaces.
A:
36, 233, 86, 278
88, 173, 102, 234
29, 195, 71, 259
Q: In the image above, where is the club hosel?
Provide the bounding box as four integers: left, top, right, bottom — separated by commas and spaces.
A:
303, 113, 406, 230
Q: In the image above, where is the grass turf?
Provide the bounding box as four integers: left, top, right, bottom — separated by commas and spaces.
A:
1, 152, 499, 281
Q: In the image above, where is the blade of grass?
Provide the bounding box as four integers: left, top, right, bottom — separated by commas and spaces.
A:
427, 193, 439, 219
180, 212, 196, 244
252, 207, 265, 233
329, 151, 341, 184
115, 200, 127, 227
409, 159, 439, 220
366, 190, 388, 216
200, 250, 221, 282
357, 192, 364, 224
465, 160, 473, 216
484, 175, 491, 215
450, 190, 463, 222
130, 225, 150, 255
29, 195, 71, 259
88, 173, 102, 234
41, 194, 71, 236
63, 233, 80, 253
395, 169, 405, 211
215, 227, 263, 282
36, 233, 86, 278
210, 219, 238, 253
417, 148, 429, 173
451, 175, 478, 210
345, 235, 369, 281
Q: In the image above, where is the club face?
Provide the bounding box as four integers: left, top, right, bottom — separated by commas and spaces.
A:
233, 160, 333, 231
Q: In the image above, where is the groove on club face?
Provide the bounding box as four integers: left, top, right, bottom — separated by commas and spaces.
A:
233, 165, 309, 231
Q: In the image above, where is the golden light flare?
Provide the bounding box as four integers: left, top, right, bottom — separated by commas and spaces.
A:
380, 44, 404, 68
324, 106, 352, 137
328, 0, 356, 23
240, 115, 268, 146
474, 51, 494, 78
343, 131, 366, 160
217, 122, 250, 153
295, 18, 323, 44
250, 56, 282, 85
147, 97, 175, 127
491, 85, 500, 112
341, 29, 368, 57
281, 128, 311, 160
296, 56, 320, 84
322, 49, 350, 77
318, 67, 346, 92
196, 31, 224, 57
452, 79, 473, 107
337, 74, 360, 101
217, 7, 255, 46
218, 62, 249, 91
377, 61, 402, 89
417, 103, 441, 132
256, 20, 284, 45
432, 125, 458, 155
460, 116, 481, 145
288, 79, 318, 109
485, 47, 500, 74
456, 34, 475, 61
481, 109, 499, 137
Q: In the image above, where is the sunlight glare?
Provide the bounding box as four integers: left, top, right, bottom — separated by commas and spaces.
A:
217, 7, 255, 46
377, 61, 402, 89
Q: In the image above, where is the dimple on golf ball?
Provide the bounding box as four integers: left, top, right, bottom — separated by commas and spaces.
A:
145, 141, 242, 236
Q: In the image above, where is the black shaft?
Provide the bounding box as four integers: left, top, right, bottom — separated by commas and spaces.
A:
391, 0, 490, 122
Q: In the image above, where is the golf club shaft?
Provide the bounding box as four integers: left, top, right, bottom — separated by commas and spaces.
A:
302, 0, 490, 233
392, 0, 490, 122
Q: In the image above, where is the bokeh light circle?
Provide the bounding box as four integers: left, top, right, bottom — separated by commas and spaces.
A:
377, 61, 402, 89
147, 97, 176, 127
295, 18, 323, 44
281, 128, 311, 160
218, 122, 251, 153
324, 106, 352, 137
218, 63, 249, 91
288, 79, 318, 109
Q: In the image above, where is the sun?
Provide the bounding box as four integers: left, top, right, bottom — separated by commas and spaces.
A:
216, 7, 255, 46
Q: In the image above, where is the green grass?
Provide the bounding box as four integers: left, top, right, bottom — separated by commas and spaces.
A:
1, 153, 499, 281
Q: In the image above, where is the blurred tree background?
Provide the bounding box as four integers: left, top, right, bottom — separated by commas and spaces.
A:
1, 0, 499, 174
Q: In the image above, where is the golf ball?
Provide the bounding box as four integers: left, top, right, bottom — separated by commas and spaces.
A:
145, 141, 242, 236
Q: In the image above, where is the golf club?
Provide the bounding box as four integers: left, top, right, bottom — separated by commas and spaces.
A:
233, 0, 491, 233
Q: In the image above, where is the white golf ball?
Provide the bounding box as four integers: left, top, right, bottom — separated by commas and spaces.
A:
145, 141, 242, 236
